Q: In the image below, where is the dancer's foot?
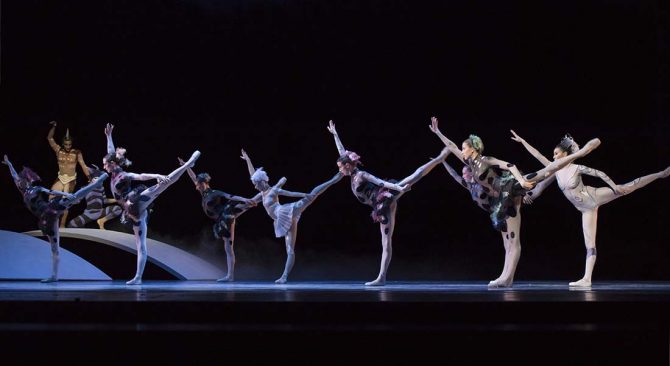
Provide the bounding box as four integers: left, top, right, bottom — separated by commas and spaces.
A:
187, 150, 201, 167
581, 138, 601, 155
569, 278, 592, 288
275, 277, 288, 284
365, 278, 386, 286
96, 218, 107, 230
40, 276, 58, 283
662, 166, 670, 178
488, 278, 512, 288
217, 275, 234, 282
126, 277, 142, 285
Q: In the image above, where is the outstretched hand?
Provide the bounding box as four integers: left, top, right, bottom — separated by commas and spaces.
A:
156, 175, 170, 184
510, 130, 524, 143
2, 155, 9, 165
521, 180, 535, 190
429, 116, 441, 134
240, 149, 250, 161
327, 120, 337, 135
49, 121, 57, 127
523, 195, 534, 205
177, 157, 185, 166
104, 123, 114, 136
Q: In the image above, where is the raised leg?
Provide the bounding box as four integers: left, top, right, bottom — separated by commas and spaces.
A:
137, 151, 200, 212
126, 212, 148, 285
275, 223, 298, 284
398, 148, 449, 187
593, 167, 670, 206
524, 138, 601, 183
570, 210, 598, 287
292, 173, 342, 216
366, 202, 397, 286
217, 238, 236, 282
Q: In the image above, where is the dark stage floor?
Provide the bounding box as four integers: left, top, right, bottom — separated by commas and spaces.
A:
1, 281, 668, 364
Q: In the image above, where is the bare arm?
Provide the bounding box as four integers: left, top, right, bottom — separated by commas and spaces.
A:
38, 187, 75, 198
326, 120, 347, 155
178, 157, 198, 185
77, 152, 91, 179
104, 123, 115, 154
577, 165, 621, 193
429, 117, 464, 163
523, 175, 556, 204
483, 156, 534, 189
510, 130, 551, 167
240, 149, 256, 176
3, 155, 22, 190
124, 172, 167, 182
47, 121, 60, 154
359, 171, 409, 192
442, 161, 470, 191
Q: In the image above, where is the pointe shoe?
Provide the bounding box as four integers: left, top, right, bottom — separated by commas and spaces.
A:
126, 277, 143, 285
581, 138, 601, 154
569, 278, 592, 288
274, 277, 288, 284
217, 276, 234, 282
365, 278, 386, 286
41, 276, 58, 283
488, 278, 512, 288
188, 151, 201, 167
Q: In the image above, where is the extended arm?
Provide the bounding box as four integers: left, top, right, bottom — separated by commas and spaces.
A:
240, 149, 256, 176
442, 161, 469, 191
359, 171, 408, 192
47, 121, 60, 154
104, 123, 115, 154
178, 157, 198, 185
429, 117, 464, 163
483, 156, 534, 189
3, 155, 23, 191
523, 175, 556, 204
124, 172, 167, 183
326, 120, 347, 155
277, 189, 308, 198
510, 130, 551, 167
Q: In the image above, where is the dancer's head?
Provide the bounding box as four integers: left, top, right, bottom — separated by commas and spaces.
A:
462, 166, 474, 184
250, 168, 270, 191
336, 150, 361, 176
18, 167, 40, 189
103, 147, 132, 172
462, 135, 484, 160
195, 173, 211, 192
62, 129, 73, 152
553, 134, 580, 160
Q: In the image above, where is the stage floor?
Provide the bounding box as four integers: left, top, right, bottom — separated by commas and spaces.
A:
2, 280, 670, 302
1, 281, 668, 364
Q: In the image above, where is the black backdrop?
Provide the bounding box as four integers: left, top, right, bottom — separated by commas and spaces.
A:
1, 0, 668, 281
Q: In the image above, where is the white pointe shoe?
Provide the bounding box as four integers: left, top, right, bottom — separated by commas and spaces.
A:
275, 277, 288, 284
569, 278, 592, 288
126, 277, 143, 285
41, 276, 58, 283
217, 276, 234, 282
365, 278, 386, 286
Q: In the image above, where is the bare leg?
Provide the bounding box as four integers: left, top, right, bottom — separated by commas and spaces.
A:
41, 223, 60, 283
366, 202, 397, 286
292, 173, 342, 216
524, 138, 601, 183
97, 206, 122, 230
570, 210, 598, 287
398, 148, 449, 187
126, 211, 148, 285
275, 223, 298, 284
489, 205, 521, 288
137, 151, 201, 212
592, 168, 670, 206
59, 181, 77, 227
217, 238, 236, 282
